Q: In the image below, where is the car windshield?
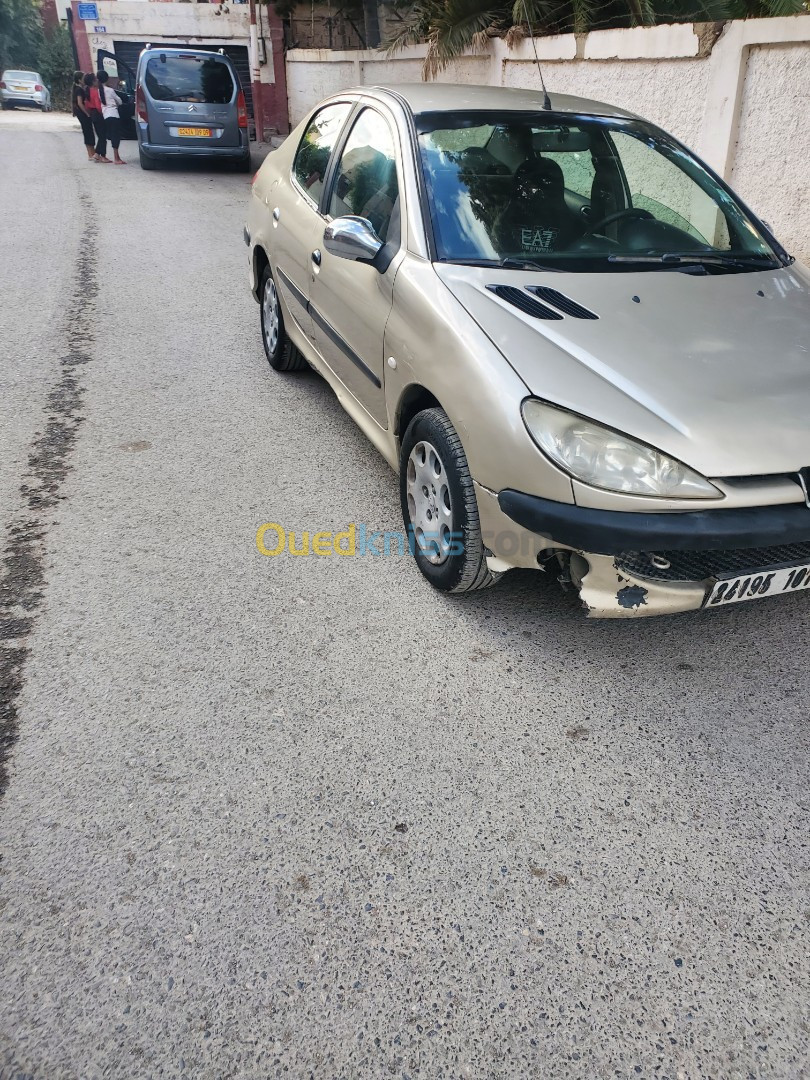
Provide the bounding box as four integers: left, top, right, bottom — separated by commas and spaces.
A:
145, 55, 235, 104
416, 112, 781, 273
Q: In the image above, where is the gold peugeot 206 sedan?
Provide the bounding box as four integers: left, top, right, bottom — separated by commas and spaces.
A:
245, 83, 810, 618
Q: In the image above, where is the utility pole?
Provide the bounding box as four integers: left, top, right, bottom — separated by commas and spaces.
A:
248, 0, 265, 143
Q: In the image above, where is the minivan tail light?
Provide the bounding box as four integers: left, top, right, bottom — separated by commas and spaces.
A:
237, 89, 247, 129
0, 82, 6, 89
136, 85, 148, 123
35, 83, 43, 91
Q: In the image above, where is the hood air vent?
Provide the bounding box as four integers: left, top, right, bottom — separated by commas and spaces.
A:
527, 286, 599, 320
487, 285, 563, 321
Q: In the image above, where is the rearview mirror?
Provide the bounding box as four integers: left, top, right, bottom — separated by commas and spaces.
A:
323, 216, 383, 263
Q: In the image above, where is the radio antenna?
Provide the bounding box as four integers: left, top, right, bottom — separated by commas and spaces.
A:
521, 0, 552, 110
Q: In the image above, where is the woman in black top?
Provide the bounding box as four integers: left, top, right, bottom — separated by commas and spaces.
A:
72, 72, 95, 162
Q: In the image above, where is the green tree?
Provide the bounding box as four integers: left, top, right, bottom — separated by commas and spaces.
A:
0, 0, 44, 72
39, 24, 74, 109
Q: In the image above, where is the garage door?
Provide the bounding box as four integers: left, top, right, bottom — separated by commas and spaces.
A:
109, 41, 253, 121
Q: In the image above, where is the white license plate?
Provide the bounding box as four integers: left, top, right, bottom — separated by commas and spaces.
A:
705, 561, 810, 608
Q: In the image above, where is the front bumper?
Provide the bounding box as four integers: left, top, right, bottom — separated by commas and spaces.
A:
498, 490, 810, 554
494, 489, 810, 618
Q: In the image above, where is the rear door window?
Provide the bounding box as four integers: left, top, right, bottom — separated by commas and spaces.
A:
145, 56, 235, 104
292, 102, 352, 208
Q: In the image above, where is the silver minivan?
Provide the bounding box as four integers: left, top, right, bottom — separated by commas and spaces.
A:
135, 46, 251, 171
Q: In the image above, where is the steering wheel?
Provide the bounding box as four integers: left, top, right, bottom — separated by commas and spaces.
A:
581, 207, 654, 237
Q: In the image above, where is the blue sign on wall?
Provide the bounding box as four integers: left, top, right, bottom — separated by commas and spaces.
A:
77, 3, 99, 20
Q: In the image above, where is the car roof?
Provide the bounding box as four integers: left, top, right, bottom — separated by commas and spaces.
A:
361, 82, 640, 120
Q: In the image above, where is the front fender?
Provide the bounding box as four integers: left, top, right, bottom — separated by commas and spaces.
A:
384, 257, 575, 504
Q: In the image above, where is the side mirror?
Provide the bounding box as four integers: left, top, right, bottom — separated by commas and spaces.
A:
323, 216, 383, 263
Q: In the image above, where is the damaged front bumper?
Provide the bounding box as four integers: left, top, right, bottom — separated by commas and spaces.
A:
496, 489, 810, 618
570, 553, 708, 618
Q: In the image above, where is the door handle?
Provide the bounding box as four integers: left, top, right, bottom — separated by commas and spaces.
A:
311, 249, 322, 267
272, 207, 280, 221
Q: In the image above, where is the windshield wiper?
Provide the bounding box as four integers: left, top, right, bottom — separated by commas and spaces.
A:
500, 257, 562, 272
441, 257, 562, 272
608, 253, 778, 272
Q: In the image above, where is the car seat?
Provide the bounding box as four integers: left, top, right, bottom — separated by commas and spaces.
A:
495, 157, 583, 255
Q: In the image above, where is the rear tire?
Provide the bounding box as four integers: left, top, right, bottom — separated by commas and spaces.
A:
139, 147, 156, 171
236, 154, 252, 173
400, 408, 501, 593
259, 264, 307, 372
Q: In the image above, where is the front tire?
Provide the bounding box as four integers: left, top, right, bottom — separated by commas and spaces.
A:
259, 264, 307, 372
400, 408, 501, 593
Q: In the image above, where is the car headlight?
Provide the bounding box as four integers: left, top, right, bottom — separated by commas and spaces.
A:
521, 400, 722, 499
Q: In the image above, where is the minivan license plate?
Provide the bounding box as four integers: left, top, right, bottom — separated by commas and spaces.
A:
705, 561, 810, 607
177, 127, 211, 137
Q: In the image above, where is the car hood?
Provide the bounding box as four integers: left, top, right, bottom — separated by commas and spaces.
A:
435, 261, 810, 478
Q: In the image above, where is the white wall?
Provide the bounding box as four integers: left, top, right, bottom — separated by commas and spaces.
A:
91, 0, 251, 42
286, 16, 810, 261
85, 1, 275, 87
731, 42, 810, 257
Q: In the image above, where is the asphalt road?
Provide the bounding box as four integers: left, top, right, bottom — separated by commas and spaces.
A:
1, 109, 809, 1080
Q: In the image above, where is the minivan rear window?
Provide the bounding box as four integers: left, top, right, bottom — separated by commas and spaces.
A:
144, 56, 235, 104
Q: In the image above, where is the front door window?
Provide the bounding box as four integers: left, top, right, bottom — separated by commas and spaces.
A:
328, 108, 400, 245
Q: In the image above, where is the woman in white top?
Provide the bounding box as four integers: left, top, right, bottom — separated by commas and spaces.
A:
97, 70, 126, 165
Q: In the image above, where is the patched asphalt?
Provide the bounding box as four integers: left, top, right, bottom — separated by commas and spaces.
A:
1, 110, 809, 1080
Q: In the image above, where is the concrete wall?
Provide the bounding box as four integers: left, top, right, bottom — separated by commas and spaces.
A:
286, 15, 810, 261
